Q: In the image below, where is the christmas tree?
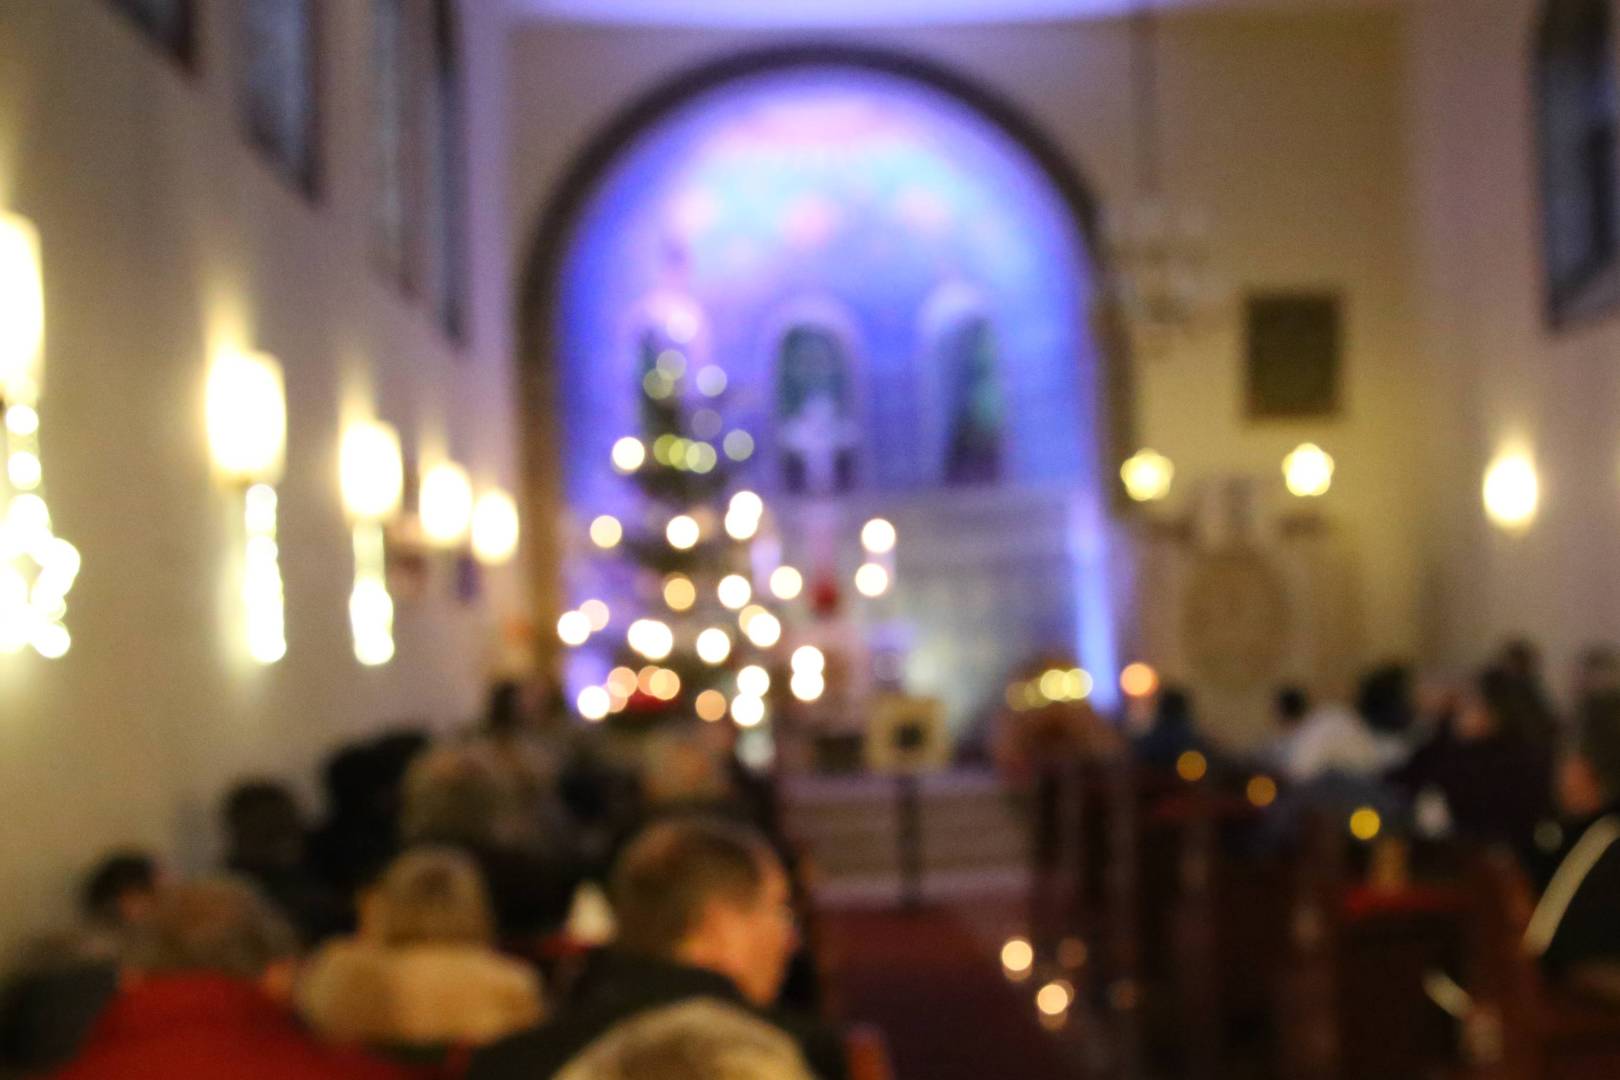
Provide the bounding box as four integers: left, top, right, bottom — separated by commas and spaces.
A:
557, 295, 824, 740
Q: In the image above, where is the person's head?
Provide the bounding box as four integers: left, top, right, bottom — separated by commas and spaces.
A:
1500, 638, 1544, 682
1275, 686, 1310, 730
486, 680, 528, 737
1356, 663, 1414, 735
555, 1000, 815, 1080
610, 818, 796, 1007
401, 746, 502, 848
1154, 687, 1193, 730
1577, 644, 1620, 701
361, 847, 495, 948
79, 851, 160, 928
124, 878, 300, 998
222, 781, 304, 869
1559, 692, 1620, 816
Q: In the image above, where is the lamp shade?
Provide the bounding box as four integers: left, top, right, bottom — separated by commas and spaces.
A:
340, 421, 404, 523
207, 350, 286, 484
419, 461, 473, 546
0, 212, 44, 406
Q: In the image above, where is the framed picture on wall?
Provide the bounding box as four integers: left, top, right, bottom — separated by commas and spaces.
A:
1244, 291, 1342, 420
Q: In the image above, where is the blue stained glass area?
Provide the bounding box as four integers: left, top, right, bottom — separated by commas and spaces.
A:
556, 66, 1101, 513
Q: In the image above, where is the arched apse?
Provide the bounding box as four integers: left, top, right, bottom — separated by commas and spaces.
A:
520, 46, 1131, 722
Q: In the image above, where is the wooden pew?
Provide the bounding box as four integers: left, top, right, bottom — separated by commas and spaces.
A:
1275, 817, 1468, 1080
1449, 851, 1620, 1080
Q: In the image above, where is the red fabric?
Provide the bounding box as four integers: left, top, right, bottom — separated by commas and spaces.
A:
49, 974, 414, 1080
1340, 884, 1469, 921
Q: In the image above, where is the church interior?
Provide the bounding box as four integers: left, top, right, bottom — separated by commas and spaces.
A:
4, 1, 1620, 1077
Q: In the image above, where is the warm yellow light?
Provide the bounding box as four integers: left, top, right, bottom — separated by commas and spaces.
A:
1176, 750, 1208, 783
769, 565, 803, 600
1247, 775, 1279, 808
5, 403, 39, 437
861, 518, 897, 554
696, 627, 732, 665
854, 563, 890, 597
1349, 807, 1382, 842
792, 645, 825, 674
32, 621, 69, 659
607, 666, 638, 697
731, 693, 766, 728
737, 664, 771, 697
1483, 451, 1539, 531
418, 461, 473, 546
628, 618, 674, 660
557, 610, 591, 646
580, 599, 610, 632
695, 689, 728, 722
790, 669, 825, 702
1121, 449, 1174, 503
0, 213, 45, 406
666, 514, 700, 550
744, 610, 782, 648
349, 523, 394, 667
729, 491, 764, 521
1283, 442, 1335, 498
648, 668, 681, 701
724, 510, 760, 541
243, 483, 286, 664
663, 575, 696, 611
612, 436, 646, 473
1039, 668, 1068, 702
1001, 938, 1034, 977
471, 489, 520, 564
1121, 662, 1160, 698
1065, 669, 1093, 700
1036, 980, 1074, 1017
589, 515, 623, 549
8, 451, 40, 491
577, 685, 611, 722
340, 421, 404, 523
207, 350, 286, 484
718, 574, 752, 609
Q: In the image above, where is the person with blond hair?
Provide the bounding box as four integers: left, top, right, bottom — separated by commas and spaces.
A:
298, 848, 542, 1051
555, 1000, 815, 1080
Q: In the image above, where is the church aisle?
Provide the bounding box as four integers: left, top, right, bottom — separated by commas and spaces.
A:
822, 905, 1083, 1080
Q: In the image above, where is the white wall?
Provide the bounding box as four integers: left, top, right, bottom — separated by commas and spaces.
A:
504, 10, 1427, 703
1406, 0, 1620, 697
0, 0, 523, 950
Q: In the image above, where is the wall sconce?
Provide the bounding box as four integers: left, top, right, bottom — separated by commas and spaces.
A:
1121, 448, 1175, 503
1283, 442, 1335, 498
340, 420, 403, 666
470, 488, 519, 565
1483, 450, 1538, 532
418, 461, 473, 548
206, 348, 287, 664
0, 212, 78, 659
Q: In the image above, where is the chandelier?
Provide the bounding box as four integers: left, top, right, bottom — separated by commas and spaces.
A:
1103, 0, 1219, 355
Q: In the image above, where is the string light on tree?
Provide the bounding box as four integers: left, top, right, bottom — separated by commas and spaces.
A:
854, 562, 891, 598
589, 514, 623, 549
696, 627, 732, 665
860, 517, 897, 554
557, 610, 592, 647
666, 514, 700, 550
717, 574, 751, 609
769, 565, 803, 600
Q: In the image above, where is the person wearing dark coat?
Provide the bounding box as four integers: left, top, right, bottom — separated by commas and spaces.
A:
469, 818, 847, 1080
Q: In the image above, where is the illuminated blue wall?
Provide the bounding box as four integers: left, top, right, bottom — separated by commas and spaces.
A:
557, 66, 1101, 506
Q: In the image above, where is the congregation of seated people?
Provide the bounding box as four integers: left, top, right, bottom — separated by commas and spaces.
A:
1120, 638, 1620, 987
0, 683, 843, 1080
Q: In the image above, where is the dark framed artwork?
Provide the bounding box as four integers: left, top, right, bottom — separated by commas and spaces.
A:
240, 0, 322, 197
372, 0, 414, 292
1535, 0, 1620, 328
106, 0, 198, 68
425, 0, 468, 342
1244, 292, 1342, 420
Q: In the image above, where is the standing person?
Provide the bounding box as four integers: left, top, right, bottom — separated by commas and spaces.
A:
48, 879, 406, 1080
469, 818, 848, 1080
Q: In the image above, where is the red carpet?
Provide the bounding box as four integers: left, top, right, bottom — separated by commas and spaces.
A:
822, 906, 1079, 1080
